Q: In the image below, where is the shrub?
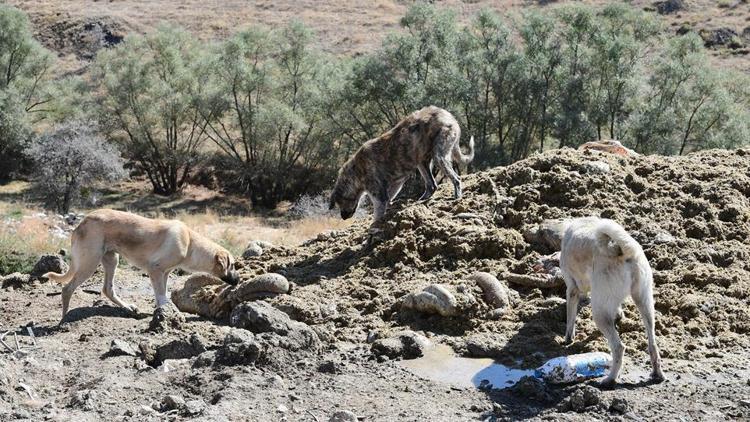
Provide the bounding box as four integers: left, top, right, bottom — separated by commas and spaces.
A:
0, 5, 55, 179
93, 26, 209, 195
25, 121, 126, 213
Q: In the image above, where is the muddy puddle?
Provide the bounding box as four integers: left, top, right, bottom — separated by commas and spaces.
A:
399, 344, 533, 389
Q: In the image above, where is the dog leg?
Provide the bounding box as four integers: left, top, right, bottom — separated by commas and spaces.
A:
371, 187, 389, 222
564, 282, 581, 344
149, 270, 171, 308
388, 177, 407, 203
632, 281, 665, 383
417, 162, 437, 201
60, 253, 100, 323
101, 252, 139, 315
592, 301, 625, 387
434, 153, 462, 199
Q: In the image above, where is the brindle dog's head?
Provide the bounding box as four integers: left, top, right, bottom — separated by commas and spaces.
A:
329, 166, 364, 220
213, 249, 240, 285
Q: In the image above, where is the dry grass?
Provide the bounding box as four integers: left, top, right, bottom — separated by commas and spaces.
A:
0, 179, 354, 274
7, 0, 750, 74
0, 206, 68, 274
169, 210, 355, 257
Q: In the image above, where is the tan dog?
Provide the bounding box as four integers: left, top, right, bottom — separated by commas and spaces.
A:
44, 209, 240, 322
329, 106, 474, 221
560, 217, 664, 386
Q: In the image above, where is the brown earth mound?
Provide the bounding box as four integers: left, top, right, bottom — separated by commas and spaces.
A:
184, 147, 750, 369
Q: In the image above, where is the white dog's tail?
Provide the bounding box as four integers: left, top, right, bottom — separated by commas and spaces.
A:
453, 135, 475, 166
594, 219, 640, 259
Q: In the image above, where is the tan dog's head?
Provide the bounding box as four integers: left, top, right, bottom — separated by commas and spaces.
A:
213, 249, 240, 285
329, 165, 363, 220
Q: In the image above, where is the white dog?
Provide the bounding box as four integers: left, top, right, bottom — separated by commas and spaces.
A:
560, 217, 664, 386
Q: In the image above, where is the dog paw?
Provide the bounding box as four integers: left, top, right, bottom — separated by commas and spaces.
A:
126, 304, 140, 315
594, 378, 617, 390
650, 371, 665, 384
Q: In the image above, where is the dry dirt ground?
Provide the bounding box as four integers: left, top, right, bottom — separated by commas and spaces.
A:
6, 0, 750, 75
2, 148, 750, 421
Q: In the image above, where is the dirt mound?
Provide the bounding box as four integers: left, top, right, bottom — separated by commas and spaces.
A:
234, 147, 750, 367
35, 16, 125, 61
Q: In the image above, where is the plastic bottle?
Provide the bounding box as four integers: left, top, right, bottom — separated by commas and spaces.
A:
533, 352, 612, 384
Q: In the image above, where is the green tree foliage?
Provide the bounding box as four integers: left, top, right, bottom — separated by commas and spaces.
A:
0, 5, 55, 179
72, 3, 747, 207
93, 26, 209, 195
198, 22, 340, 207
628, 34, 750, 154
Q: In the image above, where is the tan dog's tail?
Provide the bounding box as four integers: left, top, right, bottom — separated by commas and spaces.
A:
595, 219, 640, 259
453, 135, 474, 166
44, 269, 74, 284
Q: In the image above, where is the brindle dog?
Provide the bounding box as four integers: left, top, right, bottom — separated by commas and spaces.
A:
329, 106, 474, 221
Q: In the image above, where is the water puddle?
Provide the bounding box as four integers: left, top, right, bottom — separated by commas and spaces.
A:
399, 344, 534, 389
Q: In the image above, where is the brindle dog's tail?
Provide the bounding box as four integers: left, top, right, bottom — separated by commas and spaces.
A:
453, 135, 474, 166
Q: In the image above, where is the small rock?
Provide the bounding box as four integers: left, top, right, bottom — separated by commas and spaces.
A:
510, 376, 549, 402
148, 302, 185, 332
242, 242, 263, 259
192, 351, 216, 368
470, 272, 510, 309
1, 273, 31, 289
609, 397, 629, 414
401, 284, 458, 317
654, 0, 686, 15
183, 399, 206, 416
150, 333, 207, 366
653, 232, 676, 245
215, 329, 263, 366
277, 404, 289, 413
567, 385, 601, 412
318, 360, 342, 374
371, 331, 430, 360
31, 254, 68, 281
583, 160, 610, 174
329, 410, 358, 422
108, 339, 137, 357
162, 395, 185, 411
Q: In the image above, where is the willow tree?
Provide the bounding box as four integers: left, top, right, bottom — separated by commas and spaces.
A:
0, 5, 55, 179
200, 22, 340, 207
93, 26, 209, 195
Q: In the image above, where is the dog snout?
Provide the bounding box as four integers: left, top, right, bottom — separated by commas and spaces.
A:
222, 270, 240, 285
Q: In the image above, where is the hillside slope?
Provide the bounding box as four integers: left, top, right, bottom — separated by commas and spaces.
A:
7, 0, 750, 75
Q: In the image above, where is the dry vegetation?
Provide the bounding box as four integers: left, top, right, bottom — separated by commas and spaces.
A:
6, 0, 750, 74
0, 179, 354, 273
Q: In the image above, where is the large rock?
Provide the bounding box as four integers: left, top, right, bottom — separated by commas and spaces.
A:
230, 301, 320, 351
31, 254, 68, 281
172, 273, 290, 320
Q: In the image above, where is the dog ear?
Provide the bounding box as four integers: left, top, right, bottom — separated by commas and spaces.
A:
214, 251, 230, 272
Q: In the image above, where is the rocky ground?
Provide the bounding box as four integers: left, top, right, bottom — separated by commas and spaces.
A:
2, 147, 750, 421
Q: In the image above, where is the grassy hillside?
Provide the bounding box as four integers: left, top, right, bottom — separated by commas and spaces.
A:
7, 0, 750, 75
